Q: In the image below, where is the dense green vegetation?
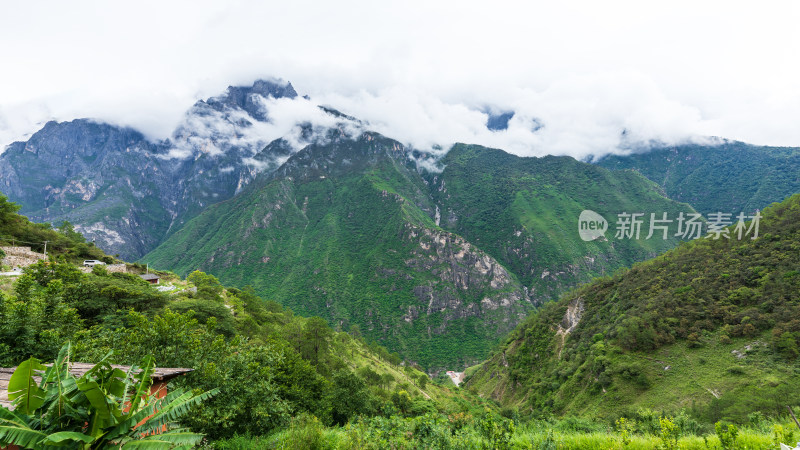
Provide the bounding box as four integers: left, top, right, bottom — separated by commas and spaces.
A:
433, 144, 696, 300
143, 135, 697, 370
1, 189, 492, 446
209, 409, 799, 449
0, 193, 108, 263
597, 141, 800, 215
467, 194, 800, 427
144, 134, 536, 370
1, 259, 490, 439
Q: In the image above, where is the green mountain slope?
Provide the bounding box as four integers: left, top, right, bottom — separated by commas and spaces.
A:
144, 134, 697, 370
434, 144, 695, 302
465, 194, 800, 423
596, 141, 800, 215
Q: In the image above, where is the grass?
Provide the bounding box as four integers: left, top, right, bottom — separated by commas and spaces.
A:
209, 418, 793, 449
512, 429, 776, 449
0, 275, 16, 296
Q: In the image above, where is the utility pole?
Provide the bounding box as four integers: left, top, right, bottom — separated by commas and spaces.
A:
43, 240, 48, 258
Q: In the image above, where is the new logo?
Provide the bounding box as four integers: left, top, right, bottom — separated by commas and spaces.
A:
578, 210, 608, 241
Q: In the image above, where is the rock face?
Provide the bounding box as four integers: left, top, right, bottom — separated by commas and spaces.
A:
555, 297, 584, 357
0, 79, 312, 259
402, 225, 531, 334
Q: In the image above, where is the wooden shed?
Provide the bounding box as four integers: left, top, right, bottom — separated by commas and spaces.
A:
139, 273, 161, 284
0, 362, 192, 410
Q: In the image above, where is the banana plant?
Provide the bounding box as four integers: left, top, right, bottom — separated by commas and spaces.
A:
0, 342, 217, 449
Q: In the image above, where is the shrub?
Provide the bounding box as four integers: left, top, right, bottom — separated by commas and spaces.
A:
616, 417, 635, 446
478, 412, 515, 450
658, 416, 680, 450
715, 422, 739, 450
773, 424, 796, 448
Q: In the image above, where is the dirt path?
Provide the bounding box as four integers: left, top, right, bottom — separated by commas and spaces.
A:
446, 371, 464, 386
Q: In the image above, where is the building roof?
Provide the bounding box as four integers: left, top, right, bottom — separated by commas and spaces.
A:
139, 274, 160, 281
0, 363, 192, 410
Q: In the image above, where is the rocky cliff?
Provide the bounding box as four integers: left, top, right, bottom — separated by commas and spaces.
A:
0, 79, 309, 259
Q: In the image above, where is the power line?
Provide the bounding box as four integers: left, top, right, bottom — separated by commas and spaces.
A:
0, 235, 50, 250
0, 237, 44, 246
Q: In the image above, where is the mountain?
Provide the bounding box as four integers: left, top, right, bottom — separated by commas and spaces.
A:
0, 79, 305, 259
465, 193, 800, 423
143, 131, 697, 370
430, 144, 693, 304
596, 141, 800, 215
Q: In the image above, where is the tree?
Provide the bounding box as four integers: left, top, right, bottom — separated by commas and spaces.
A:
328, 369, 372, 425
0, 278, 83, 365
23, 260, 83, 287
301, 317, 333, 365
388, 352, 403, 366
269, 341, 327, 414
774, 330, 799, 359
0, 343, 216, 449
74, 310, 292, 440
358, 366, 382, 386
0, 194, 21, 219
391, 390, 412, 416
417, 374, 428, 389
56, 220, 85, 243
186, 270, 223, 300
168, 299, 237, 337
380, 373, 394, 390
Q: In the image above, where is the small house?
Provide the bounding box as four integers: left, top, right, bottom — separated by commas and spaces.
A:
139, 273, 161, 284
0, 363, 192, 411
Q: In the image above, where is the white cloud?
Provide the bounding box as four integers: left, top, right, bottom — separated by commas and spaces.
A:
160, 89, 364, 169
1, 0, 798, 158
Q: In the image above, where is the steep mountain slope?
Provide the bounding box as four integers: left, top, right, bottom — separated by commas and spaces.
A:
432, 144, 693, 303
0, 79, 305, 259
466, 194, 800, 423
0, 120, 168, 257
596, 141, 800, 215
144, 132, 697, 370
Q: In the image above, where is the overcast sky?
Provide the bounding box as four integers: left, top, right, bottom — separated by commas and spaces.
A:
1, 0, 798, 159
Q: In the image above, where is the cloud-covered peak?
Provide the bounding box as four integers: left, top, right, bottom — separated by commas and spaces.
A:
201, 78, 298, 121
163, 79, 364, 164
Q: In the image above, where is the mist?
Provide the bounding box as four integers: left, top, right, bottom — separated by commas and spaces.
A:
1, 0, 798, 159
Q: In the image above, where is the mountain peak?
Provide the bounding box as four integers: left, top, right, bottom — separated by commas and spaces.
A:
249, 79, 298, 99
200, 78, 298, 121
